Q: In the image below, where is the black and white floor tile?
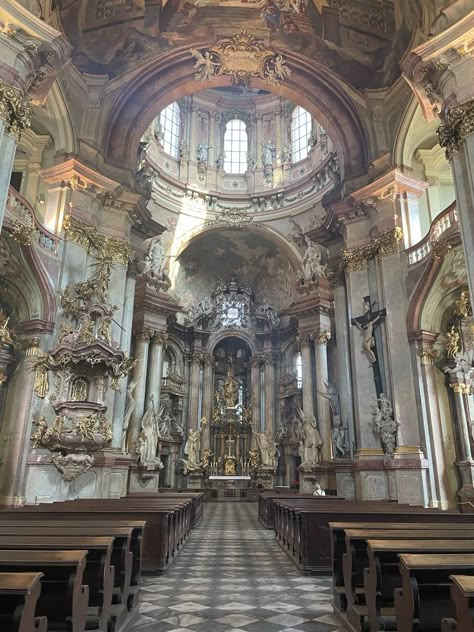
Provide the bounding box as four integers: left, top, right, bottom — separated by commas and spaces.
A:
132, 502, 343, 632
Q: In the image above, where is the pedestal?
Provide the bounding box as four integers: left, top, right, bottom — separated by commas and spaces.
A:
456, 459, 474, 512
255, 466, 275, 489
298, 464, 329, 493
187, 470, 205, 489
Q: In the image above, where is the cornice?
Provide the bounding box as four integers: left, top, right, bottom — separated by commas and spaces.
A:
39, 158, 121, 192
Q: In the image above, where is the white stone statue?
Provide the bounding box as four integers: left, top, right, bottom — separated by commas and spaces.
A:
121, 373, 141, 452
301, 238, 326, 280
257, 298, 280, 328
317, 380, 340, 416
296, 407, 323, 467
136, 396, 163, 470
158, 401, 175, 437
262, 142, 275, 167
143, 237, 166, 277
255, 431, 279, 468
371, 393, 398, 458
184, 426, 203, 470
331, 414, 347, 458
197, 143, 209, 163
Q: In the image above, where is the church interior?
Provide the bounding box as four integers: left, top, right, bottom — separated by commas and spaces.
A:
0, 0, 473, 630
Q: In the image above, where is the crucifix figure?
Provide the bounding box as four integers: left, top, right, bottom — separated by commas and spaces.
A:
351, 297, 386, 395
225, 435, 235, 456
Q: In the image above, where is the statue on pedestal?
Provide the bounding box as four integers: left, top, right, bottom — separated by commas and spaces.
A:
255, 431, 279, 468
301, 238, 326, 281
184, 426, 203, 471
331, 414, 347, 458
296, 407, 323, 467
143, 237, 166, 278
223, 366, 239, 408
371, 393, 398, 459
136, 396, 163, 470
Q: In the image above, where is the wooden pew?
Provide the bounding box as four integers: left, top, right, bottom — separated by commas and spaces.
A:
394, 554, 474, 632
0, 572, 47, 632
0, 524, 139, 622
0, 550, 88, 632
342, 527, 474, 628
0, 536, 113, 632
1, 500, 181, 572
442, 575, 474, 632
365, 541, 474, 632
272, 499, 474, 572
329, 521, 474, 611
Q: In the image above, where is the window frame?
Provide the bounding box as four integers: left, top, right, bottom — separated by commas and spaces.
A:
159, 102, 181, 159
223, 118, 248, 175
291, 106, 312, 164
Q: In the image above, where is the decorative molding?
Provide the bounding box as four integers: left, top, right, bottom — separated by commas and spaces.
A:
206, 207, 253, 229
63, 215, 133, 266
312, 329, 332, 345
342, 227, 403, 273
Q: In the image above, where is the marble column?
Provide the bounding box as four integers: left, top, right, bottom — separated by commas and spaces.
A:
145, 332, 166, 412
299, 336, 314, 416
0, 337, 38, 505
274, 108, 282, 162
451, 384, 473, 462
189, 104, 198, 161
112, 273, 136, 449
0, 130, 17, 231
413, 336, 451, 508
333, 282, 355, 456
201, 355, 214, 450
256, 114, 263, 168
313, 330, 332, 462
127, 329, 151, 452
250, 355, 261, 445
188, 353, 202, 431
264, 353, 275, 435
208, 112, 217, 167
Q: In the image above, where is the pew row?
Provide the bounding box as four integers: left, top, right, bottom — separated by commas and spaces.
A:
442, 575, 474, 632
0, 571, 47, 632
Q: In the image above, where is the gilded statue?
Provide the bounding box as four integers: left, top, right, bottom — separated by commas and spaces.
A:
32, 354, 50, 399
446, 325, 461, 359
248, 448, 259, 470
224, 454, 237, 476
223, 367, 238, 408
0, 310, 14, 347
201, 448, 213, 469
454, 291, 472, 319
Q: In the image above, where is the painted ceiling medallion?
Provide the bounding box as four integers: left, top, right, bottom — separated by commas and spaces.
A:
190, 30, 291, 89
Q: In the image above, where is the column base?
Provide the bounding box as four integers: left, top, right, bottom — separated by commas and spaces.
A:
456, 459, 474, 512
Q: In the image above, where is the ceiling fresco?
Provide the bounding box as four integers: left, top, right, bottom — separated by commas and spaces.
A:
171, 229, 297, 312
61, 0, 422, 91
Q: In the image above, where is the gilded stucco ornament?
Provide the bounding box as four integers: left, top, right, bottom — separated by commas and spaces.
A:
438, 98, 474, 160
342, 227, 403, 272
0, 81, 32, 140
190, 31, 291, 90
206, 207, 253, 229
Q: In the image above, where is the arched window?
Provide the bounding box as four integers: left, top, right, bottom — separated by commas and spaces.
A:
291, 106, 311, 163
295, 352, 303, 388
159, 102, 181, 159
223, 119, 248, 174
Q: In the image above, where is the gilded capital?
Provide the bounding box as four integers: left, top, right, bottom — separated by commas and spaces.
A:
0, 81, 32, 140
342, 227, 403, 273
153, 332, 168, 346
451, 383, 471, 395
313, 329, 332, 345
438, 98, 474, 161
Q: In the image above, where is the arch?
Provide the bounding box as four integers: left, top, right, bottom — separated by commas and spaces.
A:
103, 45, 367, 180
43, 82, 77, 155
207, 330, 257, 356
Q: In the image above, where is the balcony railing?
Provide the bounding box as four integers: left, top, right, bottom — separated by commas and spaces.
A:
5, 187, 60, 254
406, 202, 458, 265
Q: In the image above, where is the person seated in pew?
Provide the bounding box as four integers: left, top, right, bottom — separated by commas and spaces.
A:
313, 483, 326, 496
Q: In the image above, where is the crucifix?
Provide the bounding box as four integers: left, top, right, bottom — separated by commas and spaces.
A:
351, 297, 386, 397
225, 435, 235, 457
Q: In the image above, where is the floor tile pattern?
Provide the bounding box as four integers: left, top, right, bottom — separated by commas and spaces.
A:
133, 502, 341, 632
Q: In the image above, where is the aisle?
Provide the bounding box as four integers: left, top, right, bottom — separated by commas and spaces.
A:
134, 502, 343, 632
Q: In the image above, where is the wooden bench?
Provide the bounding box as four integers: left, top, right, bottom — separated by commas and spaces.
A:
0, 550, 88, 632
0, 536, 113, 632
394, 554, 474, 632
365, 540, 474, 632
0, 572, 47, 632
442, 575, 474, 632
0, 523, 140, 623
342, 527, 474, 628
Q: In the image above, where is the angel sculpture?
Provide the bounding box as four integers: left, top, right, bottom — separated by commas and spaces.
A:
273, 54, 291, 81
190, 49, 219, 83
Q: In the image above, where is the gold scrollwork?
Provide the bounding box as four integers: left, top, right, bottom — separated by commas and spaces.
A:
438, 98, 474, 161
206, 207, 253, 229
0, 81, 32, 140
342, 227, 403, 272
190, 30, 291, 90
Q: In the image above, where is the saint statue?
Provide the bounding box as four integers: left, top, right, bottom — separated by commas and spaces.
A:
296, 407, 323, 466
262, 142, 275, 167
136, 396, 163, 470
222, 367, 238, 408
331, 414, 347, 458
301, 238, 326, 280
184, 426, 203, 470
317, 380, 340, 416
255, 431, 279, 468
143, 237, 166, 277
197, 142, 210, 163
121, 373, 141, 452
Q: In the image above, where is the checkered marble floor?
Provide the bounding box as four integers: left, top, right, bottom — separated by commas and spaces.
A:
132, 502, 343, 632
